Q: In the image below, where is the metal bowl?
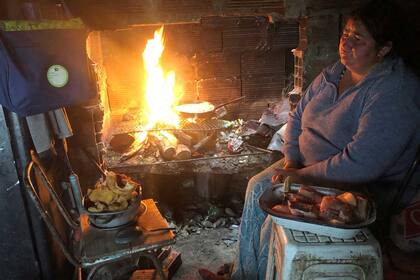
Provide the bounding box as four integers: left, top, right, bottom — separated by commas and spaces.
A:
84, 195, 145, 229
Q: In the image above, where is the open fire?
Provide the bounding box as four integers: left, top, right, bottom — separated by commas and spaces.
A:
105, 27, 218, 161
141, 26, 180, 129
128, 26, 182, 159
100, 25, 273, 174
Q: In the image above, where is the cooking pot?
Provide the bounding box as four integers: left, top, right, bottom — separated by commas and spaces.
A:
174, 96, 246, 118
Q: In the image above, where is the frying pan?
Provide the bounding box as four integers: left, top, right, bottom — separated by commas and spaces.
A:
174, 96, 246, 118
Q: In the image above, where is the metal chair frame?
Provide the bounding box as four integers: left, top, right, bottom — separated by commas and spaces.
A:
24, 158, 174, 280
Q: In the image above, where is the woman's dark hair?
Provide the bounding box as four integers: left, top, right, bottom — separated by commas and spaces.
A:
350, 0, 420, 75
350, 0, 401, 56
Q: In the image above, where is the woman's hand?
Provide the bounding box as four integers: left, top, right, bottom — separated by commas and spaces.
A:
271, 160, 302, 184
284, 160, 301, 169
274, 168, 336, 187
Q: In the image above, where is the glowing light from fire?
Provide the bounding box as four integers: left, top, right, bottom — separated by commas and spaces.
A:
142, 26, 179, 128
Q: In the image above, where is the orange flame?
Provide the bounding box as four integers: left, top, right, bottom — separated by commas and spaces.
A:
141, 26, 180, 129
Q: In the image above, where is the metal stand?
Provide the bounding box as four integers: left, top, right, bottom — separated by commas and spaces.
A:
25, 157, 176, 280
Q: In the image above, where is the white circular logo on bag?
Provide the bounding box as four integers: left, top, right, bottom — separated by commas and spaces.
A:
47, 65, 69, 88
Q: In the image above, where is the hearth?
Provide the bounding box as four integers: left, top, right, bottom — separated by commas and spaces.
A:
84, 16, 299, 181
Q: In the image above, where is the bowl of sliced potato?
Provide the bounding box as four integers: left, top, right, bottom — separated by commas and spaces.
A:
83, 171, 143, 229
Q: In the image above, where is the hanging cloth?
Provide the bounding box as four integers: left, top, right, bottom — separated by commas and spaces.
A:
0, 19, 96, 116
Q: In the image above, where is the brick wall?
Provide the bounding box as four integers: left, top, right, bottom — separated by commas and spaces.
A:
97, 16, 299, 121
88, 0, 365, 122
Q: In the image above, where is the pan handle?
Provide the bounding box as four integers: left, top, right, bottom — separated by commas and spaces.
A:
214, 96, 246, 110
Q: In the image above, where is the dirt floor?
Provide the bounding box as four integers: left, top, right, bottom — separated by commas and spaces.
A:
168, 226, 420, 280
171, 227, 237, 280
137, 172, 420, 280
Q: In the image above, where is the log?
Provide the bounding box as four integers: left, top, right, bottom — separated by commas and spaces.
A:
119, 142, 143, 162
155, 131, 177, 160
109, 133, 135, 153
183, 130, 205, 145
174, 130, 193, 147
192, 132, 216, 152
175, 144, 192, 160
119, 133, 148, 162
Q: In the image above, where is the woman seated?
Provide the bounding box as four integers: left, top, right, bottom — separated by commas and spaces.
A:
200, 0, 420, 279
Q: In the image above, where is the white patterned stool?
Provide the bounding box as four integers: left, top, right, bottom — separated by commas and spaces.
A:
265, 223, 383, 280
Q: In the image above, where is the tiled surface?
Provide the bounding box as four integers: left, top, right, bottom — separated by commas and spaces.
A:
290, 229, 368, 243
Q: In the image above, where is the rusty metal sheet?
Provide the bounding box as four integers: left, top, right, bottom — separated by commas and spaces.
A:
80, 199, 175, 265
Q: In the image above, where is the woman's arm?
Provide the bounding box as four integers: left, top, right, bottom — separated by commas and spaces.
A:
282, 73, 325, 165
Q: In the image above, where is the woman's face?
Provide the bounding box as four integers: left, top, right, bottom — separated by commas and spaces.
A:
339, 18, 380, 75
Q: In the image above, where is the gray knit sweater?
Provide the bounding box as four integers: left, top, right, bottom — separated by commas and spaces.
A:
283, 57, 420, 184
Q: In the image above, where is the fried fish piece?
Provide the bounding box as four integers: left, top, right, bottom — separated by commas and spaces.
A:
320, 196, 358, 224
88, 187, 115, 205
105, 171, 117, 188
337, 192, 357, 207
288, 200, 319, 219
86, 172, 141, 213
271, 204, 290, 214
297, 185, 323, 204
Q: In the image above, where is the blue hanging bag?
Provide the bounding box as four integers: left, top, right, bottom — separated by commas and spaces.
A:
0, 20, 97, 116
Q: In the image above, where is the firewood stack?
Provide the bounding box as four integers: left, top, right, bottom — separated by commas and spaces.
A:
149, 129, 216, 160
111, 122, 218, 162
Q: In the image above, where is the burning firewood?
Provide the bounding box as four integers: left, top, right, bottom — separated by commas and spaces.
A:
175, 144, 192, 160
174, 130, 193, 147
152, 131, 178, 160
192, 132, 216, 153
109, 133, 135, 153
119, 132, 148, 162
180, 122, 206, 144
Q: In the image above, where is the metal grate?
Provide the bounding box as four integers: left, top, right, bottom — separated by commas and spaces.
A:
180, 118, 227, 131
227, 0, 283, 8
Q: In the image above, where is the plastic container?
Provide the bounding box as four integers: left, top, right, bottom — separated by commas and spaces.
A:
265, 225, 383, 280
